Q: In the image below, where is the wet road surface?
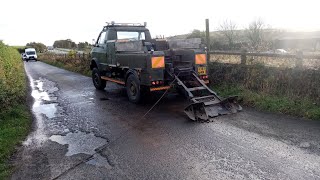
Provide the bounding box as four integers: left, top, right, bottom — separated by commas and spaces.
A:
12, 61, 320, 179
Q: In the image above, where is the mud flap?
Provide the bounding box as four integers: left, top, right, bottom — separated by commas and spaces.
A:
184, 96, 242, 121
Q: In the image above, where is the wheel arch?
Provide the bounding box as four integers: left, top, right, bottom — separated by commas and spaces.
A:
90, 58, 100, 70
125, 69, 140, 84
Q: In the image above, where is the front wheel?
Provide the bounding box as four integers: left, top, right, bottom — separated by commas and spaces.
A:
92, 68, 106, 90
126, 74, 141, 103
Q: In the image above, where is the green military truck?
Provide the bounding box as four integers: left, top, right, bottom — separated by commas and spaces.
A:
90, 22, 241, 121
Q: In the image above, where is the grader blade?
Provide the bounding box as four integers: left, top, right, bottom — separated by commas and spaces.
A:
184, 96, 242, 121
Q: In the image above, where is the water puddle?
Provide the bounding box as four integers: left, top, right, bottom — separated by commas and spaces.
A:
23, 76, 59, 146
35, 80, 44, 91
32, 80, 57, 119
49, 132, 107, 156
33, 103, 57, 119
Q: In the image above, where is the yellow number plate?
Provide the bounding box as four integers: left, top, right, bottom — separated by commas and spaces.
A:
198, 67, 206, 75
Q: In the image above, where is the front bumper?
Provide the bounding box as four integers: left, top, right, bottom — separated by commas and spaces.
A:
26, 56, 37, 60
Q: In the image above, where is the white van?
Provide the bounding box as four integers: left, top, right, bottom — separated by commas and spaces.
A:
24, 48, 37, 62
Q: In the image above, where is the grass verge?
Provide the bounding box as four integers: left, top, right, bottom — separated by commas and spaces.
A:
0, 106, 31, 179
40, 58, 91, 77
212, 84, 320, 120
0, 42, 32, 179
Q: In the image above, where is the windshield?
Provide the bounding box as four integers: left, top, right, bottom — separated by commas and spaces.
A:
26, 51, 35, 55
117, 31, 145, 40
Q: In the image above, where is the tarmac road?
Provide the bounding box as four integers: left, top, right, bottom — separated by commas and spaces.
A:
12, 61, 320, 180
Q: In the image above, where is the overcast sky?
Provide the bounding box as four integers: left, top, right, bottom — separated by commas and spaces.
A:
0, 0, 319, 46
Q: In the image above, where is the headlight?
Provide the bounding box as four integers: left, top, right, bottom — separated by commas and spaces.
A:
195, 54, 207, 64
151, 56, 165, 68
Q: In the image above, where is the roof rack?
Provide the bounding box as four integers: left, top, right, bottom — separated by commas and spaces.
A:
105, 21, 147, 27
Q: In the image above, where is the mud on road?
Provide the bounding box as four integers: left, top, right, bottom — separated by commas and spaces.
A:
11, 61, 320, 180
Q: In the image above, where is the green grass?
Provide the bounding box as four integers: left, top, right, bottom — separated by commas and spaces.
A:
40, 58, 91, 77
213, 84, 320, 120
0, 43, 27, 109
11, 46, 26, 54
0, 106, 32, 179
0, 42, 32, 179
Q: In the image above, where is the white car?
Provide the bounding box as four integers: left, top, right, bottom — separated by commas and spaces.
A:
24, 48, 37, 62
275, 49, 287, 54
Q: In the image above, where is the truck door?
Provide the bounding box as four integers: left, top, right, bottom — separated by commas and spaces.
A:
106, 29, 117, 65
92, 31, 108, 64
107, 41, 116, 65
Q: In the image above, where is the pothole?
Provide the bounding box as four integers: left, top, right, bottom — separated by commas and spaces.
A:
49, 131, 107, 156
32, 79, 58, 119
23, 76, 60, 146
34, 103, 57, 119
86, 154, 113, 169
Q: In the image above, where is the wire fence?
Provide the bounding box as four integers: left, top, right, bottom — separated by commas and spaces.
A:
209, 51, 320, 69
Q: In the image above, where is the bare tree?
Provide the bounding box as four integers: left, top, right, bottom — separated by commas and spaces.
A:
246, 18, 266, 51
219, 20, 238, 50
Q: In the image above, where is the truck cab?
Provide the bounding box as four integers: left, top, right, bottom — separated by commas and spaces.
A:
91, 23, 152, 65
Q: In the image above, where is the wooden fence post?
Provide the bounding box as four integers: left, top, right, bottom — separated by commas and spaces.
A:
295, 51, 303, 69
205, 19, 210, 62
241, 50, 247, 65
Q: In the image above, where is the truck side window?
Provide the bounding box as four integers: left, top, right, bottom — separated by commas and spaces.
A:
138, 32, 145, 40
98, 31, 107, 44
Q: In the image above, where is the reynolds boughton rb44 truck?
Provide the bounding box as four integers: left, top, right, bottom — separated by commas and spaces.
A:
90, 22, 241, 122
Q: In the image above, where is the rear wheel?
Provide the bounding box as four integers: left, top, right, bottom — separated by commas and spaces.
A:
92, 68, 106, 90
126, 74, 141, 103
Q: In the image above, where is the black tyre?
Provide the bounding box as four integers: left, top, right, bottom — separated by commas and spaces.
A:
92, 68, 106, 90
126, 74, 141, 103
